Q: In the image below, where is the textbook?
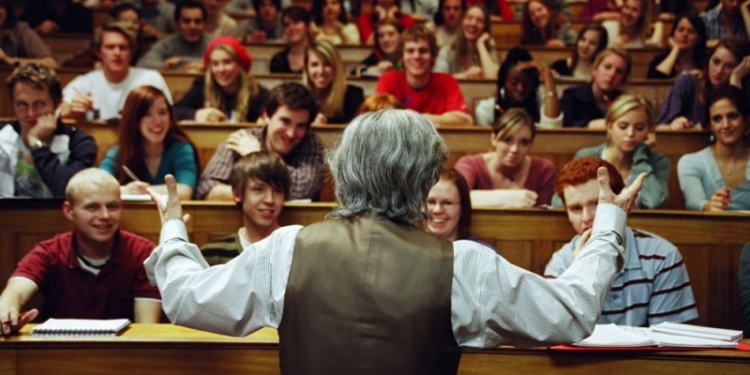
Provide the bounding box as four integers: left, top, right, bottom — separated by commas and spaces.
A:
32, 318, 131, 337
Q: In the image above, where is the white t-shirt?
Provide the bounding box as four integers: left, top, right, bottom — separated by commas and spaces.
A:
62, 68, 173, 120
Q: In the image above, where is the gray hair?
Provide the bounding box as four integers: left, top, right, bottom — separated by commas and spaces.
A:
327, 109, 448, 225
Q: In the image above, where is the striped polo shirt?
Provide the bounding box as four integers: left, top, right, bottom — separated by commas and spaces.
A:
544, 227, 698, 326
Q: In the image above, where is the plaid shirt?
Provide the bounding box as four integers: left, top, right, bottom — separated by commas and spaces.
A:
700, 7, 748, 41
195, 127, 324, 200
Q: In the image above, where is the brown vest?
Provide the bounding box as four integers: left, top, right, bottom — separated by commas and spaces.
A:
278, 213, 461, 375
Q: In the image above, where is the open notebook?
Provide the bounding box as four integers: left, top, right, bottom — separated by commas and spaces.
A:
574, 323, 743, 349
32, 318, 131, 337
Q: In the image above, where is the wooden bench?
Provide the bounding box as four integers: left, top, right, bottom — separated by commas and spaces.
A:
0, 200, 745, 329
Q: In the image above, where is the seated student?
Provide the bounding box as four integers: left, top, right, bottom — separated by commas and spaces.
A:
434, 4, 499, 80
174, 36, 269, 123
0, 64, 96, 198
657, 37, 750, 130
196, 82, 324, 201
203, 0, 238, 38
270, 5, 312, 74
475, 47, 562, 128
456, 108, 557, 208
137, 1, 210, 72
100, 86, 199, 201
426, 168, 491, 248
647, 13, 707, 79
0, 168, 162, 335
432, 0, 465, 48
304, 41, 365, 125
233, 0, 284, 43
678, 86, 750, 211
520, 0, 576, 48
700, 0, 749, 43
355, 17, 403, 77
545, 157, 698, 326
60, 21, 172, 121
311, 0, 360, 45
560, 47, 630, 128
574, 95, 669, 209
201, 152, 289, 266
358, 0, 415, 44
0, 0, 58, 69
550, 23, 609, 80
741, 242, 750, 336
136, 0, 177, 38
376, 25, 472, 126
601, 0, 663, 48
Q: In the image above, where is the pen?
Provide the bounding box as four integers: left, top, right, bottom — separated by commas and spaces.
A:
121, 165, 140, 182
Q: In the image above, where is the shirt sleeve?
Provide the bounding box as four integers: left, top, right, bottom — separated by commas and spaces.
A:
172, 142, 198, 189
434, 46, 452, 73
452, 203, 626, 348
534, 159, 557, 206
474, 97, 495, 127
12, 243, 52, 288
443, 75, 470, 113
342, 23, 361, 45
152, 72, 173, 103
195, 140, 236, 199
631, 144, 670, 209
454, 156, 479, 189
286, 135, 325, 200
144, 220, 301, 337
656, 74, 693, 125
173, 78, 205, 121
677, 152, 710, 211
16, 22, 53, 58
98, 146, 118, 176
136, 40, 169, 70
33, 127, 97, 198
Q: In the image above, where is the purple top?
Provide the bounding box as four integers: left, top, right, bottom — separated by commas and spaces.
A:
455, 154, 557, 206
656, 73, 703, 126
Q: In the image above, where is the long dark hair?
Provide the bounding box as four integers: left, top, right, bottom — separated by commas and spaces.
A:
439, 169, 473, 240
570, 23, 608, 72
520, 0, 567, 45
670, 13, 708, 71
698, 37, 750, 123
704, 85, 750, 144
116, 86, 199, 184
494, 48, 540, 123
312, 0, 349, 26
433, 0, 467, 26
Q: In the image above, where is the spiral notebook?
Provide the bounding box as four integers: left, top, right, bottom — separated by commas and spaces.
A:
32, 318, 131, 337
650, 322, 743, 342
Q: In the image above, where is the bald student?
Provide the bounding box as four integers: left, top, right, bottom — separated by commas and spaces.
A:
0, 168, 162, 335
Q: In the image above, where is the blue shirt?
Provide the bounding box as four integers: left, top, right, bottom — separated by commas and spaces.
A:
99, 140, 197, 189
545, 227, 698, 327
678, 147, 750, 211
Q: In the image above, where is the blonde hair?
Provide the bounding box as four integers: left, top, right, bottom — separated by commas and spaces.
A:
65, 168, 120, 205
592, 47, 632, 81
604, 94, 655, 145
204, 44, 259, 121
302, 40, 346, 119
621, 0, 652, 43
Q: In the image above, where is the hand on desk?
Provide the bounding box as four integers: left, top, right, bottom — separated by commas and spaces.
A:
0, 308, 38, 336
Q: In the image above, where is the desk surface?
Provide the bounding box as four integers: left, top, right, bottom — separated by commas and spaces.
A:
1, 324, 749, 375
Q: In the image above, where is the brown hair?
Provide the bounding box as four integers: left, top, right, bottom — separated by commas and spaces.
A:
439, 168, 473, 240
94, 21, 137, 52
401, 24, 438, 59
6, 63, 62, 105
116, 86, 199, 184
592, 47, 632, 82
231, 151, 290, 199
492, 107, 536, 141
520, 0, 568, 45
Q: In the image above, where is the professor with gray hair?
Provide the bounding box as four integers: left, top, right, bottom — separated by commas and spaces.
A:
144, 109, 646, 375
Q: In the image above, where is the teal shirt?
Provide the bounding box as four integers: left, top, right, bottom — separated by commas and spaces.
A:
99, 140, 198, 188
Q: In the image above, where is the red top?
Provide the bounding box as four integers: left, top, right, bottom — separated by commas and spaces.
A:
466, 0, 514, 21
357, 13, 415, 44
375, 70, 469, 115
12, 231, 160, 321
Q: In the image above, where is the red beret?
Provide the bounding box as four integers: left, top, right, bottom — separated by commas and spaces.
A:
203, 36, 253, 71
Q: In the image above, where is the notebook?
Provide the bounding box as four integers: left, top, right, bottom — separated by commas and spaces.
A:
650, 322, 743, 342
32, 318, 131, 337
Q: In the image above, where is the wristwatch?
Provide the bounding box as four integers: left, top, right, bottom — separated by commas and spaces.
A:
30, 139, 47, 151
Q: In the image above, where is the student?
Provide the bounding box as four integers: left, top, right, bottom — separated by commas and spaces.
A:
0, 168, 162, 335
545, 157, 698, 326
60, 21, 172, 121
137, 1, 210, 72
233, 0, 284, 43
474, 47, 562, 128
144, 108, 645, 372
355, 17, 403, 77
196, 82, 324, 201
136, 0, 177, 38
358, 0, 415, 44
304, 41, 365, 125
657, 37, 750, 129
456, 108, 557, 207
356, 93, 402, 115
573, 95, 669, 209
203, 0, 238, 38
678, 86, 750, 211
0, 64, 96, 198
647, 13, 708, 79
100, 86, 199, 200
520, 0, 576, 47
434, 4, 499, 79
700, 0, 749, 43
269, 5, 312, 74
560, 47, 630, 127
311, 0, 360, 45
550, 23, 608, 80
0, 0, 58, 69
174, 36, 269, 123
201, 152, 289, 266
601, 0, 662, 48
426, 168, 488, 247
432, 0, 465, 48
376, 25, 472, 125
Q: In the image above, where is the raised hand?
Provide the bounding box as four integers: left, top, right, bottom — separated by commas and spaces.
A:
598, 167, 646, 212
146, 175, 188, 225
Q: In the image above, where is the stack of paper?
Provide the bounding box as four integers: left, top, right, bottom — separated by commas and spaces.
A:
573, 323, 743, 349
651, 322, 743, 342
574, 324, 656, 347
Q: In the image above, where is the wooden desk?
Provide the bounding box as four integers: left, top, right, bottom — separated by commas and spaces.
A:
1, 201, 747, 330
1, 324, 748, 375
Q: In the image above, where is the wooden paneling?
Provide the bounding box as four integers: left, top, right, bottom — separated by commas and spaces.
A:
1, 201, 747, 330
